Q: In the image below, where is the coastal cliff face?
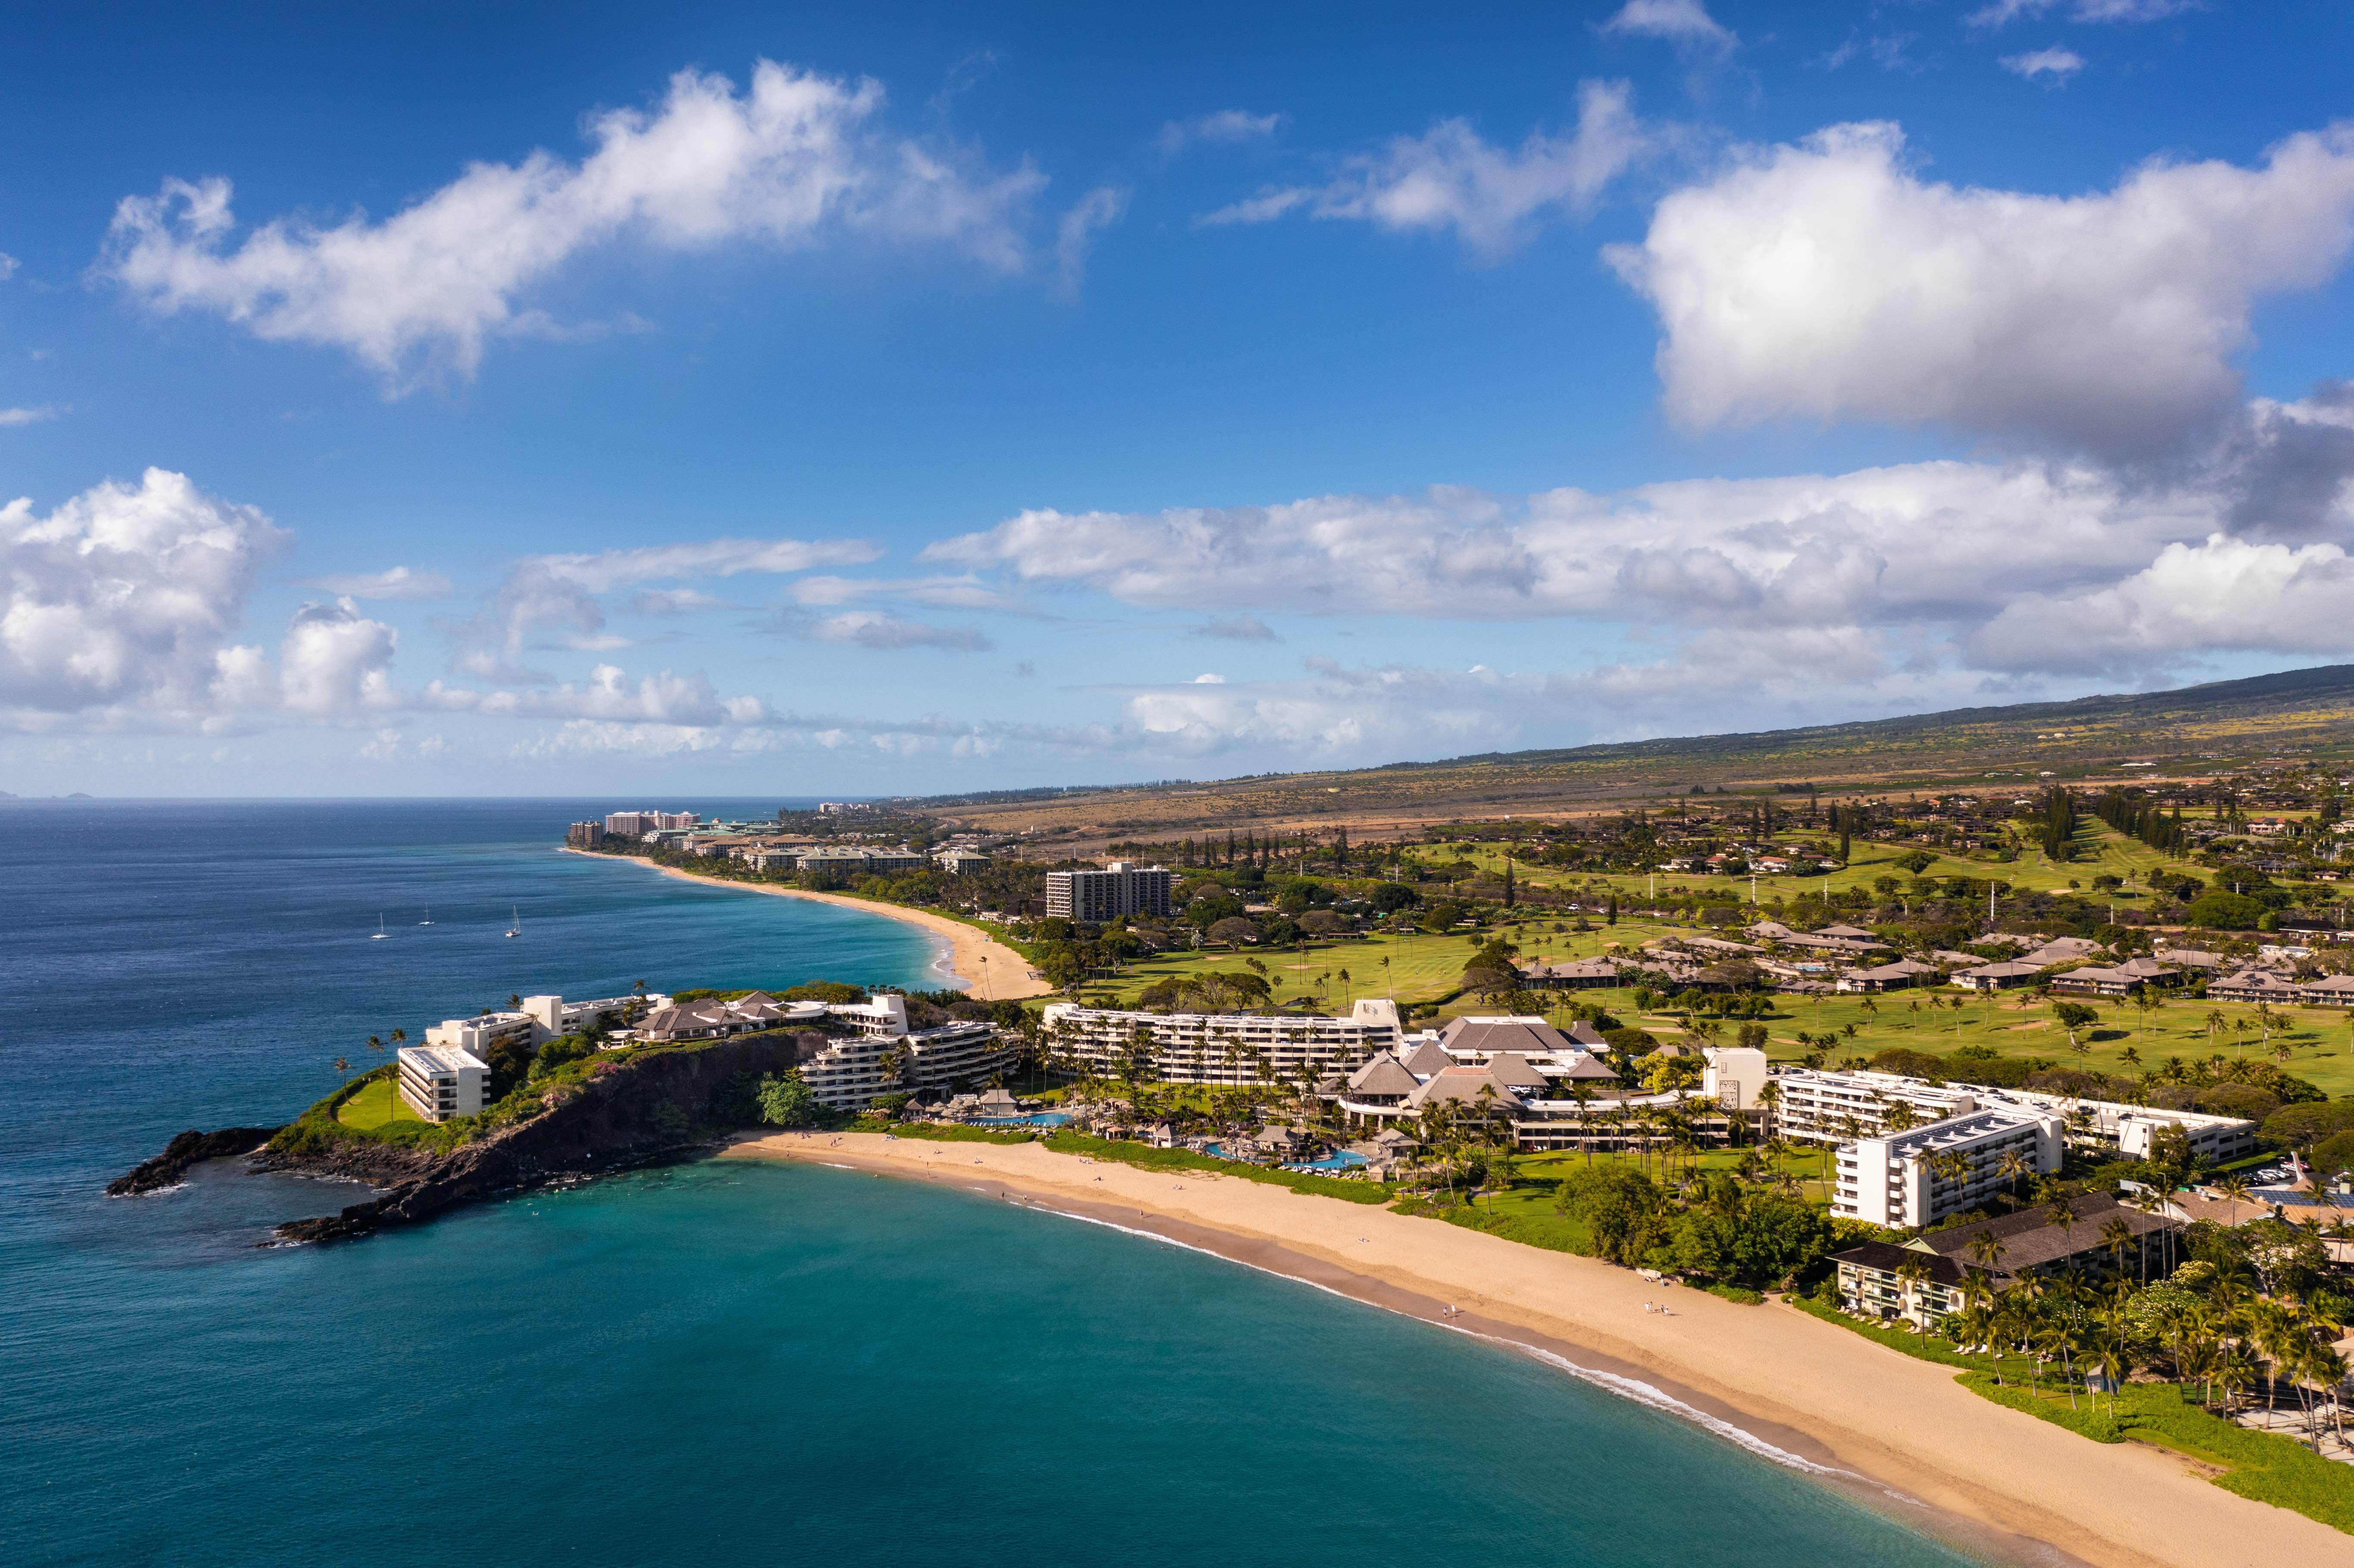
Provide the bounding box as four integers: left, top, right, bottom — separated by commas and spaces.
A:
239, 1033, 821, 1242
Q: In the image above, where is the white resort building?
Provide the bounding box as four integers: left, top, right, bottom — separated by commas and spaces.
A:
397, 1043, 489, 1123
1040, 998, 1406, 1085
799, 996, 1019, 1111
1769, 1067, 2257, 1164
1833, 1107, 2064, 1228
1044, 862, 1175, 922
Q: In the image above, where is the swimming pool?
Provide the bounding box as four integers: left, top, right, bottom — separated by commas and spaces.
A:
969, 1112, 1073, 1128
1284, 1150, 1369, 1173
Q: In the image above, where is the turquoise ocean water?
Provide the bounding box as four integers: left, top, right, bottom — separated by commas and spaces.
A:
1, 801, 1991, 1567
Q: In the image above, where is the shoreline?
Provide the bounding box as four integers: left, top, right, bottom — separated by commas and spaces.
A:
565, 849, 1050, 999
724, 1130, 2346, 1568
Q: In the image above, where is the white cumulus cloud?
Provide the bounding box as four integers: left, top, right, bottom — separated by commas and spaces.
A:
1608, 119, 2354, 457
100, 60, 1049, 389
275, 598, 401, 716
1055, 185, 1130, 298
2002, 47, 2086, 81
1156, 109, 1283, 157
0, 468, 287, 728
1970, 0, 2194, 26
927, 379, 2354, 689
1600, 0, 1738, 52
298, 565, 454, 600
793, 610, 993, 651
1198, 80, 1654, 256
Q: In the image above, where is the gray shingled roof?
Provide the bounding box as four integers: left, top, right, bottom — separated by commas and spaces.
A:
1348, 1054, 1420, 1096
1484, 1051, 1550, 1089
1401, 1040, 1454, 1076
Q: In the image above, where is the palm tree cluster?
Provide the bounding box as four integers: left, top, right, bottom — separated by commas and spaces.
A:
1934, 1245, 2351, 1453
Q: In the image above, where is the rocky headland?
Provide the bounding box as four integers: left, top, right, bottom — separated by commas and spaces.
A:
109, 1032, 822, 1244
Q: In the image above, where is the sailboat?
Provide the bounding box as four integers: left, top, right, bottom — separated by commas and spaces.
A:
418, 905, 433, 926
504, 905, 521, 939
371, 915, 389, 940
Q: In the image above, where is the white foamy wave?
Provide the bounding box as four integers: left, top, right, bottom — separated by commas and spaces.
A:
1451, 1328, 1897, 1491
1028, 1202, 1920, 1504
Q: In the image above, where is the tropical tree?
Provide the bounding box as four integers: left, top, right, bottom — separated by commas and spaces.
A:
1996, 1146, 2032, 1203
2215, 1172, 2253, 1228
1893, 1255, 1934, 1344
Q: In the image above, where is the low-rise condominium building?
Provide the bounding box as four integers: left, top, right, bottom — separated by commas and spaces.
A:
1833, 1195, 2180, 1328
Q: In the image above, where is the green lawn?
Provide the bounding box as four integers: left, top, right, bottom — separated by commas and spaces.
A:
1077, 916, 1695, 1014
335, 1074, 430, 1131
1420, 816, 2212, 903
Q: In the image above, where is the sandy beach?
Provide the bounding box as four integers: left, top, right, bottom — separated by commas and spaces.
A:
725, 1130, 2346, 1568
572, 851, 1051, 999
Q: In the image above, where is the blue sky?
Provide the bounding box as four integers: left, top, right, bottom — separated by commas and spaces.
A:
6, 0, 2354, 796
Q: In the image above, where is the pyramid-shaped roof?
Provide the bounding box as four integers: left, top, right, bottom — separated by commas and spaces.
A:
1348, 1054, 1420, 1096
1401, 1040, 1454, 1077
1485, 1051, 1550, 1089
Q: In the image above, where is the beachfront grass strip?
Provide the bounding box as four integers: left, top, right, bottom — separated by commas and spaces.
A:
880, 1122, 1042, 1146
1784, 1293, 2354, 1532
1393, 1195, 1595, 1255
1036, 1130, 1395, 1204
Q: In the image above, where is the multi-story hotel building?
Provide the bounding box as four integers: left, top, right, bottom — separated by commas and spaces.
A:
1770, 1069, 1977, 1145
1044, 862, 1174, 922
1833, 1108, 2064, 1228
1040, 999, 1403, 1084
1771, 1067, 2257, 1165
396, 1043, 489, 1123
799, 1017, 1020, 1111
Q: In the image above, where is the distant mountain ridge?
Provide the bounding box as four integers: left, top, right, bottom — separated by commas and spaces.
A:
920, 664, 2354, 840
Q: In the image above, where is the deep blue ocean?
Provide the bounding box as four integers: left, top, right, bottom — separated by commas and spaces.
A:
2, 801, 1991, 1567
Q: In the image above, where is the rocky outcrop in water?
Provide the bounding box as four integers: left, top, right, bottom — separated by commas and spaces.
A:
260, 1032, 817, 1244
106, 1127, 281, 1196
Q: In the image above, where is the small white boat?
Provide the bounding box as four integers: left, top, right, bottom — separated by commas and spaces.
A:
419, 905, 433, 926
371, 915, 388, 941
504, 905, 521, 939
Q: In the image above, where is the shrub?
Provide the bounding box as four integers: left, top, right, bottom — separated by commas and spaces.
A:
2186, 891, 2265, 930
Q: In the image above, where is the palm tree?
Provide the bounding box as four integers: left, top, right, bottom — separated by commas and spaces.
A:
2046, 1191, 2080, 1259
2215, 1172, 2253, 1227
1996, 1146, 2031, 1204
1893, 1255, 1935, 1344
2098, 1215, 2136, 1284
1965, 1229, 2006, 1280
